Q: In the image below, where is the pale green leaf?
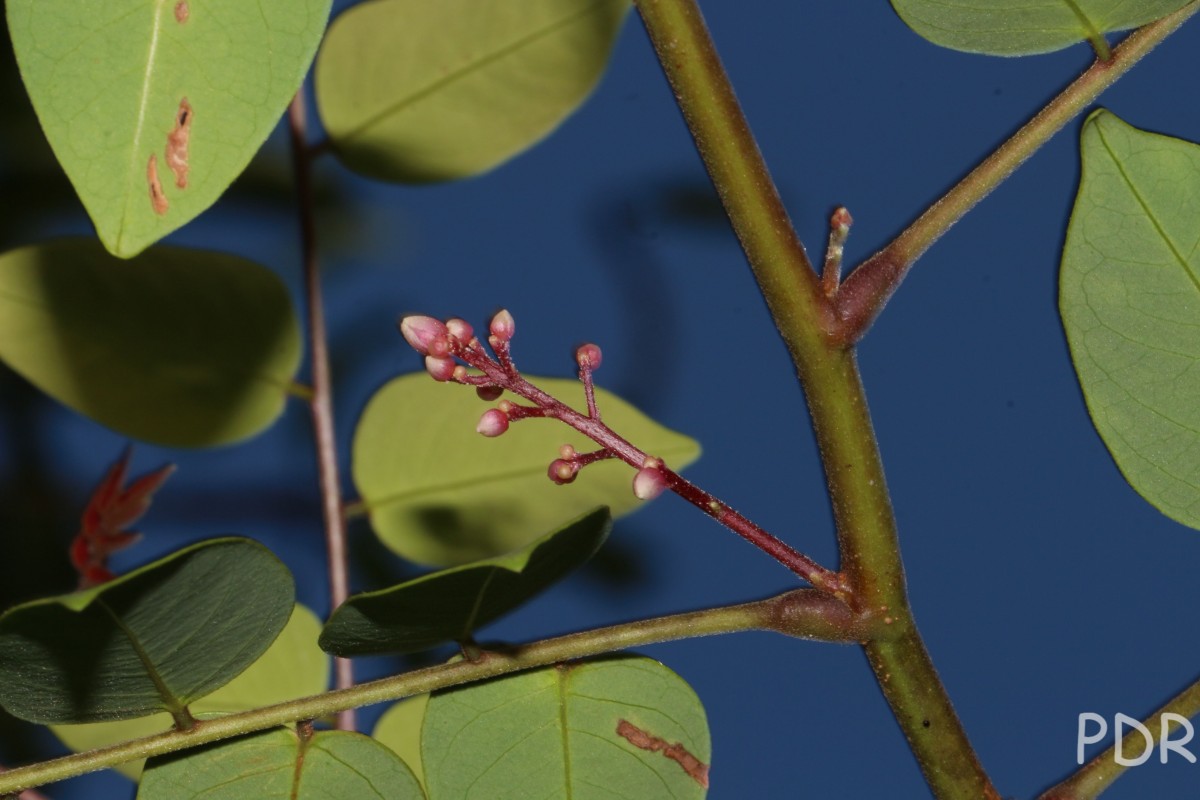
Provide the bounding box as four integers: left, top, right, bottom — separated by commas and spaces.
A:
353, 374, 700, 566
52, 604, 329, 780
0, 538, 294, 724
6, 0, 331, 257
138, 729, 425, 799
1061, 110, 1200, 530
423, 657, 710, 799
321, 507, 610, 656
374, 695, 430, 791
316, 0, 631, 182
890, 0, 1189, 55
0, 240, 302, 447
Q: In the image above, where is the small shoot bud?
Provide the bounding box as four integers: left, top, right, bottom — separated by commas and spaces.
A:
445, 318, 474, 342
425, 356, 457, 382
477, 408, 509, 437
633, 460, 668, 501
576, 343, 603, 370
548, 459, 580, 485
399, 316, 449, 355
489, 308, 515, 342
476, 385, 504, 401
559, 444, 577, 460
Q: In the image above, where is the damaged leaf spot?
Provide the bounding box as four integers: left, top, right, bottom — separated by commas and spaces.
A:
174, 1, 189, 23
147, 154, 168, 215
616, 719, 709, 788
165, 98, 192, 189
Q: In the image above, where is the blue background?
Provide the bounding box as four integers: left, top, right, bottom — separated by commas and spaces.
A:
2, 3, 1200, 798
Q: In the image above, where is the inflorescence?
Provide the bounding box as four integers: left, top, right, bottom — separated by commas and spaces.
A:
397, 309, 850, 596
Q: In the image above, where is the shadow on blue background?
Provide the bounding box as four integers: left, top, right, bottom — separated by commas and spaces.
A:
2, 3, 1199, 798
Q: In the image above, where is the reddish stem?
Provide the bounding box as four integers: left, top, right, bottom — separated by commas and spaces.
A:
447, 331, 849, 596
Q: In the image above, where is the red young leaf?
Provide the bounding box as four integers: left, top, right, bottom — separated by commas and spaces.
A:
70, 449, 175, 589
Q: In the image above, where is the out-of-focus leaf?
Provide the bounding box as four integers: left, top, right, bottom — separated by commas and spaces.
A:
316, 0, 630, 182
374, 695, 430, 790
138, 728, 424, 799
0, 240, 302, 447
53, 604, 328, 779
353, 374, 699, 566
0, 538, 294, 724
890, 0, 1189, 55
321, 507, 610, 656
424, 657, 710, 798
1061, 110, 1200, 530
6, 0, 331, 257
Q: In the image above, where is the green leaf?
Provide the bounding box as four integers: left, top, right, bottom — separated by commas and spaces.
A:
374, 695, 431, 791
6, 0, 331, 257
315, 0, 631, 183
138, 728, 425, 799
889, 0, 1190, 55
0, 537, 294, 724
352, 374, 700, 566
423, 656, 710, 799
321, 507, 611, 656
52, 604, 329, 780
1061, 110, 1200, 530
0, 240, 302, 447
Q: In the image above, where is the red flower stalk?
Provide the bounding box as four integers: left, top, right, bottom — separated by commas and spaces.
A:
397, 311, 850, 597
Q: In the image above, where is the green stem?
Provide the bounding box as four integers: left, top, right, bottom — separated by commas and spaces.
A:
633, 1, 998, 797
834, 0, 1200, 344
1038, 673, 1200, 800
0, 591, 867, 795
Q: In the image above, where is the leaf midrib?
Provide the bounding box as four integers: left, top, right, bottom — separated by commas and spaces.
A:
117, 0, 169, 253
360, 441, 696, 513
338, 0, 612, 144
96, 596, 186, 717
1095, 120, 1200, 295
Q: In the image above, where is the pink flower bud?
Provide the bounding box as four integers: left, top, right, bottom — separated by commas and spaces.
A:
425, 356, 457, 382
476, 385, 503, 401
446, 318, 474, 341
575, 343, 602, 369
476, 408, 509, 437
632, 466, 668, 500
400, 316, 449, 355
548, 459, 579, 485
489, 309, 515, 341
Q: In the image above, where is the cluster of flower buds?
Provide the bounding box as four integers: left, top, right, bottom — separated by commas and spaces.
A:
398, 309, 672, 504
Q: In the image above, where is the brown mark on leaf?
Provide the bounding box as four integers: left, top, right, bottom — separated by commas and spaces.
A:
174, 1, 189, 23
165, 98, 192, 189
147, 154, 169, 215
616, 719, 709, 788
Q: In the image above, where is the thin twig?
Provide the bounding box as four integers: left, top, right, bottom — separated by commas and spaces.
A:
287, 92, 355, 731
833, 1, 1200, 344
1038, 673, 1200, 800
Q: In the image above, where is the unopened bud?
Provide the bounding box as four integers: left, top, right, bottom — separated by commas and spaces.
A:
445, 318, 474, 342
476, 385, 504, 401
425, 356, 457, 382
559, 444, 577, 460
400, 316, 449, 356
548, 459, 579, 485
476, 408, 509, 437
489, 309, 515, 341
575, 343, 602, 369
632, 466, 668, 500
